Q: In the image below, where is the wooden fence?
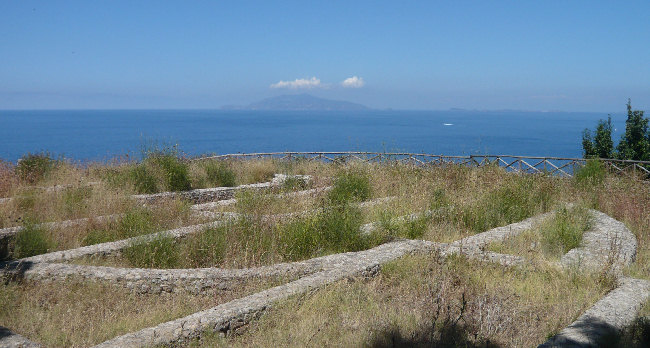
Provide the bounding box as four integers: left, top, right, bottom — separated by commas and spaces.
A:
195, 152, 650, 180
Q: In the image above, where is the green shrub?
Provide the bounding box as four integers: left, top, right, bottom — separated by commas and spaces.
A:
16, 152, 56, 183
373, 210, 430, 244
441, 176, 552, 233
123, 235, 179, 268
281, 176, 309, 192
318, 206, 367, 252
13, 221, 51, 258
182, 226, 227, 267
542, 206, 591, 256
279, 205, 368, 261
149, 154, 191, 192
203, 161, 236, 187
82, 208, 154, 246
327, 170, 371, 204
574, 159, 606, 188
278, 217, 319, 261
129, 165, 158, 194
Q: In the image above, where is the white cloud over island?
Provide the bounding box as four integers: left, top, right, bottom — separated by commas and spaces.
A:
270, 77, 322, 89
341, 76, 365, 88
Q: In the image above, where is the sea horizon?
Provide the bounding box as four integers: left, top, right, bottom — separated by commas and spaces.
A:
0, 109, 628, 163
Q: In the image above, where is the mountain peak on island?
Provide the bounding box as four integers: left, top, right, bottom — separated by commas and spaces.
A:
222, 94, 369, 111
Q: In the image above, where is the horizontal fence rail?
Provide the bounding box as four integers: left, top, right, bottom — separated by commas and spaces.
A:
194, 152, 650, 180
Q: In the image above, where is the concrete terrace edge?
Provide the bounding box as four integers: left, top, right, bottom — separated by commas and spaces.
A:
132, 174, 311, 204
560, 209, 637, 274
91, 240, 438, 347
539, 277, 650, 348
0, 326, 42, 348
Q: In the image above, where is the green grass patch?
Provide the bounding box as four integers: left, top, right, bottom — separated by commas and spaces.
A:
122, 235, 179, 268
83, 208, 154, 246
13, 219, 52, 258
129, 165, 158, 194
327, 169, 371, 204
574, 159, 607, 188
203, 161, 236, 187
488, 205, 592, 260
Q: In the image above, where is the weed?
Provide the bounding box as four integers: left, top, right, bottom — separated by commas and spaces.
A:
123, 235, 179, 268
373, 210, 430, 243
182, 226, 227, 267
62, 187, 92, 216
129, 165, 158, 194
148, 154, 192, 192
82, 208, 154, 246
327, 169, 371, 204
16, 152, 56, 183
203, 161, 236, 187
278, 204, 367, 261
455, 176, 552, 233
541, 206, 591, 256
574, 159, 606, 188
281, 175, 309, 192
278, 216, 318, 261
13, 220, 52, 258
0, 160, 17, 196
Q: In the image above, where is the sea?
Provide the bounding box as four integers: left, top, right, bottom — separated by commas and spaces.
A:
0, 109, 626, 163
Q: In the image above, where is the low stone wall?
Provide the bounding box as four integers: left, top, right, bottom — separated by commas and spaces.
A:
133, 174, 311, 204
561, 209, 637, 274
539, 277, 650, 348
2, 206, 645, 347
91, 240, 438, 347
9, 221, 225, 264
0, 214, 122, 240
0, 326, 42, 348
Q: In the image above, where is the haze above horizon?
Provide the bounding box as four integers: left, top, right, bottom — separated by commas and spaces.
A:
1, 1, 649, 112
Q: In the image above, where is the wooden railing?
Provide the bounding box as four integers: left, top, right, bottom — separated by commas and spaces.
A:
195, 152, 650, 179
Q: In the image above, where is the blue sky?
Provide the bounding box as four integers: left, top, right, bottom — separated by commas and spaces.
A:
1, 1, 649, 111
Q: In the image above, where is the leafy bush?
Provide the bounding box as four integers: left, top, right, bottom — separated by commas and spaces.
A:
123, 235, 179, 268
582, 116, 614, 159
617, 99, 650, 161
203, 161, 236, 187
16, 152, 56, 183
327, 170, 371, 204
13, 221, 51, 258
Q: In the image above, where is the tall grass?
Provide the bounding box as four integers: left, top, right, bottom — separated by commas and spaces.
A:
541, 205, 592, 256
327, 169, 371, 204
0, 160, 17, 197
123, 235, 179, 268
574, 159, 607, 188
83, 208, 154, 246
13, 219, 52, 258
203, 161, 236, 187
16, 152, 57, 184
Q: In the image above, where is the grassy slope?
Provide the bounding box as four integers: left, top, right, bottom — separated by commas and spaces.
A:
1, 156, 649, 346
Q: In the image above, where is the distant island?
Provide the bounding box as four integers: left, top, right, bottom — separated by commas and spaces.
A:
222, 94, 370, 111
